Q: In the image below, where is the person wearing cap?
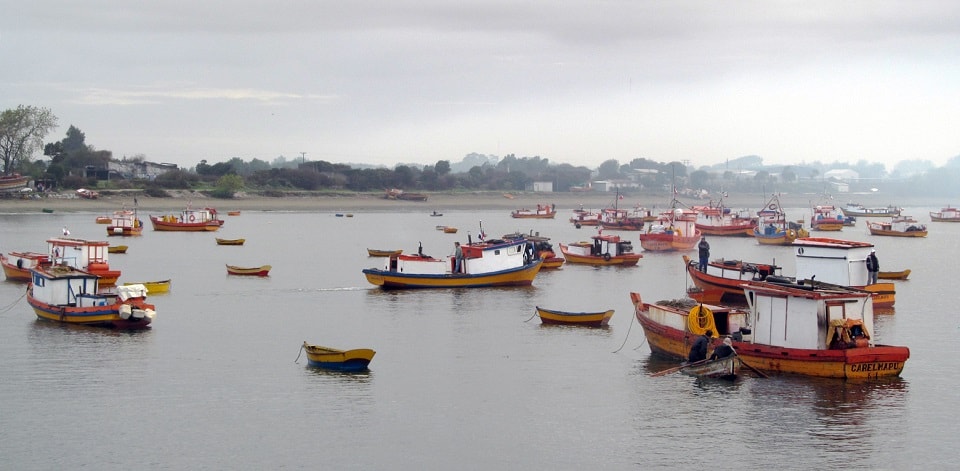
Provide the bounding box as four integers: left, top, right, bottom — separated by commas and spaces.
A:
688, 330, 711, 363
866, 248, 879, 285
697, 235, 710, 272
710, 337, 735, 360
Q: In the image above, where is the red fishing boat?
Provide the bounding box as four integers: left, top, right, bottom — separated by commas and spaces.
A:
150, 207, 222, 231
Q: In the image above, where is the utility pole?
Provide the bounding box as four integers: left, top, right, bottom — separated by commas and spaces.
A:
300, 152, 306, 164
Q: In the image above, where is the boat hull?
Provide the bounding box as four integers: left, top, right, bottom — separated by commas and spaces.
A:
106, 226, 143, 237
226, 265, 271, 276
752, 228, 809, 245
638, 232, 700, 252
215, 238, 246, 245
631, 294, 908, 379
362, 261, 541, 289
680, 356, 741, 379
367, 249, 402, 257
867, 226, 927, 237
558, 244, 641, 266
536, 306, 614, 327
303, 343, 375, 372
878, 269, 910, 280
27, 292, 154, 329
150, 216, 220, 232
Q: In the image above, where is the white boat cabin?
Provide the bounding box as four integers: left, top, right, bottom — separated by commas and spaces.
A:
47, 237, 111, 271
381, 238, 534, 275
743, 281, 875, 350
563, 235, 634, 257
793, 238, 874, 287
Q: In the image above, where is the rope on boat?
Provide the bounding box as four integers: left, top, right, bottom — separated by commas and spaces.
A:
294, 344, 304, 364
0, 290, 27, 314
613, 307, 642, 353
523, 309, 539, 323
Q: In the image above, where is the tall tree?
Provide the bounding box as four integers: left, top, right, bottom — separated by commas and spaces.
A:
0, 105, 58, 175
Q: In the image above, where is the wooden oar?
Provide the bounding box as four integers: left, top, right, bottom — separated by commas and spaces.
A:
650, 359, 708, 377
734, 351, 769, 378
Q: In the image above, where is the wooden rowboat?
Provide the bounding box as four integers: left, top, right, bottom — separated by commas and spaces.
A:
442, 226, 458, 233
367, 248, 402, 257
95, 216, 112, 224
107, 245, 128, 254
679, 356, 742, 380
227, 210, 241, 216
878, 269, 911, 280
226, 264, 271, 276
215, 238, 246, 246
301, 342, 375, 372
123, 279, 171, 294
535, 306, 614, 327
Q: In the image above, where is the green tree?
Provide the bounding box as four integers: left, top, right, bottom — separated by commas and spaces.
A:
0, 105, 58, 175
212, 174, 245, 198
435, 160, 451, 176
597, 159, 621, 179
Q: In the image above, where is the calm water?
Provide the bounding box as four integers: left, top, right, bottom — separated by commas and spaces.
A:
0, 205, 956, 470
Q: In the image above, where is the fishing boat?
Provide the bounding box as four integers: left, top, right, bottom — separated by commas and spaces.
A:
570, 206, 601, 227
692, 197, 757, 237
638, 207, 701, 252
226, 264, 271, 276
107, 209, 144, 236
535, 306, 614, 327
362, 235, 543, 289
301, 342, 375, 372
501, 232, 564, 269
679, 356, 742, 380
367, 248, 403, 257
442, 226, 458, 234
215, 238, 246, 246
0, 173, 29, 192
867, 215, 928, 237
0, 251, 50, 282
810, 205, 845, 231
47, 237, 122, 286
794, 237, 895, 307
430, 211, 443, 217
76, 188, 99, 199
878, 269, 911, 280
95, 215, 112, 224
753, 195, 809, 245
27, 265, 156, 329
558, 232, 642, 266
682, 255, 782, 303
929, 206, 960, 222
841, 203, 902, 218
107, 245, 128, 254
227, 210, 241, 216
123, 279, 171, 294
630, 284, 909, 379
511, 204, 556, 219
149, 206, 222, 232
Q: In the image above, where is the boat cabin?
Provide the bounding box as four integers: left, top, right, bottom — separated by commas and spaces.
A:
382, 238, 534, 275
47, 237, 111, 271
793, 237, 873, 287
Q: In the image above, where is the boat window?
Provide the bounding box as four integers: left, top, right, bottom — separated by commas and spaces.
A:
826, 301, 846, 320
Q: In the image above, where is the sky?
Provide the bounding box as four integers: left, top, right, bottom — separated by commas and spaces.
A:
4, 1, 960, 171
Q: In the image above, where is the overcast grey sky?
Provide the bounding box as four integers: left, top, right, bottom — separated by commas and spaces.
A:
4, 1, 959, 169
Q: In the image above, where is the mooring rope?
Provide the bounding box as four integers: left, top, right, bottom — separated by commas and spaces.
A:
0, 290, 27, 313
613, 307, 643, 353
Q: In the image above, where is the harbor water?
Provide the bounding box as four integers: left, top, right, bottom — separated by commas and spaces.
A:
0, 206, 955, 470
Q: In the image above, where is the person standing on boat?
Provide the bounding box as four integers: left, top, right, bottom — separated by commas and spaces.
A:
454, 242, 463, 274
710, 337, 735, 360
866, 249, 879, 285
688, 330, 711, 363
697, 236, 710, 272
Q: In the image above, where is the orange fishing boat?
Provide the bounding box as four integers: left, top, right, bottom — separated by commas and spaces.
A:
1, 251, 50, 282
558, 233, 642, 266
150, 207, 223, 232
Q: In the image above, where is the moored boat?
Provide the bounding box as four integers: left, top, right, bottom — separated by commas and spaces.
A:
753, 195, 809, 245
1, 251, 50, 282
930, 206, 960, 222
535, 306, 614, 327
123, 279, 171, 294
511, 203, 556, 219
630, 284, 909, 379
107, 208, 143, 236
442, 226, 458, 233
226, 264, 271, 276
48, 237, 122, 286
638, 206, 701, 252
227, 210, 241, 216
558, 233, 642, 266
878, 269, 911, 280
867, 215, 927, 237
810, 205, 844, 231
679, 356, 741, 380
0, 173, 29, 192
367, 248, 402, 257
215, 238, 246, 246
682, 255, 782, 303
107, 245, 128, 254
27, 265, 156, 329
301, 342, 375, 372
150, 207, 222, 232
501, 232, 564, 269
95, 215, 112, 224
362, 236, 542, 289
841, 203, 902, 218
693, 197, 757, 237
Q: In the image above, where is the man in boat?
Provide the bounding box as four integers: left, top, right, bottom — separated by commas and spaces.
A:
866, 249, 879, 285
454, 242, 463, 273
710, 337, 735, 360
688, 330, 711, 363
697, 236, 710, 272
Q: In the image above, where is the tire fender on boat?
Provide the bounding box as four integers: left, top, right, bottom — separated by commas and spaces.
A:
189, 215, 196, 222
603, 253, 611, 261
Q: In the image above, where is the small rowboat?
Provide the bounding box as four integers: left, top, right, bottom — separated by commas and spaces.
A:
107, 245, 128, 254
878, 269, 911, 280
535, 306, 615, 327
95, 216, 112, 224
123, 279, 171, 294
301, 342, 375, 372
442, 226, 458, 233
367, 248, 402, 257
215, 238, 246, 246
227, 210, 241, 216
226, 264, 271, 276
679, 356, 741, 380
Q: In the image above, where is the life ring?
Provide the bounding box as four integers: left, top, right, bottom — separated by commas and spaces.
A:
769, 204, 776, 210
603, 253, 612, 261
189, 214, 196, 222
687, 305, 718, 336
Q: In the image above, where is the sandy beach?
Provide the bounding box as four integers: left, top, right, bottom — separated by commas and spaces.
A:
0, 189, 930, 214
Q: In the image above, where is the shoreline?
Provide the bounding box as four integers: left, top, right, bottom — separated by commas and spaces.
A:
0, 190, 939, 214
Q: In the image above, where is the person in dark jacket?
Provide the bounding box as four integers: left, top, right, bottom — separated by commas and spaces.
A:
697, 236, 710, 272
710, 337, 735, 360
688, 330, 712, 363
866, 249, 879, 284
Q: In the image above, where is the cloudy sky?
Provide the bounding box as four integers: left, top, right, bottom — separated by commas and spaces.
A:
4, 1, 960, 170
